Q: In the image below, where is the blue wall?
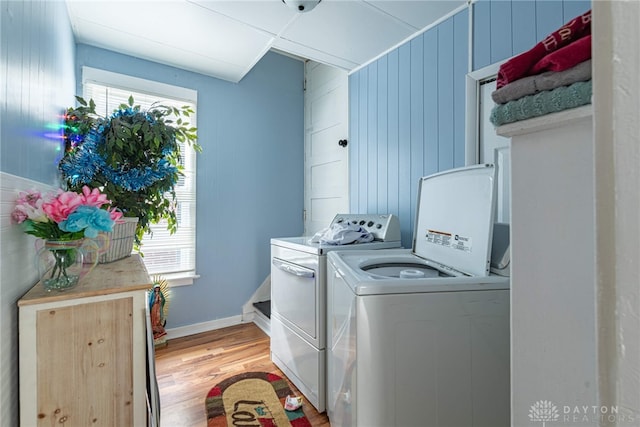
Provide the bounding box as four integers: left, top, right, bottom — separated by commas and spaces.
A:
473, 0, 592, 70
349, 0, 590, 247
0, 0, 76, 183
76, 45, 305, 328
349, 9, 469, 246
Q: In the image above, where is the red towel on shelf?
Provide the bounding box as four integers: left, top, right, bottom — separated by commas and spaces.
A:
530, 35, 592, 74
496, 9, 591, 89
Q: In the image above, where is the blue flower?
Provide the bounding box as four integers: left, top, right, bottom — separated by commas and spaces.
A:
59, 205, 114, 238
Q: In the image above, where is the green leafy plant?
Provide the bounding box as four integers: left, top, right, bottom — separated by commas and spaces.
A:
59, 95, 201, 249
63, 96, 98, 154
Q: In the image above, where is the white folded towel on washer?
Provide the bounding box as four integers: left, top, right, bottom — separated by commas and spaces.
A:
309, 222, 374, 245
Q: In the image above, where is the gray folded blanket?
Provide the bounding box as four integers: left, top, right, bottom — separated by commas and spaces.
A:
490, 80, 592, 127
492, 60, 592, 104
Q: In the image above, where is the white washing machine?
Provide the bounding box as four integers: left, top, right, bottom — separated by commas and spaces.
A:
327, 164, 511, 427
270, 214, 402, 412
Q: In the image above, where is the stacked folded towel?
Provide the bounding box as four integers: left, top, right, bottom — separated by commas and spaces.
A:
490, 10, 592, 127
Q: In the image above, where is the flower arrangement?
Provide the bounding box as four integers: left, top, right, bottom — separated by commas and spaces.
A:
12, 186, 122, 240
58, 96, 200, 248
12, 186, 122, 290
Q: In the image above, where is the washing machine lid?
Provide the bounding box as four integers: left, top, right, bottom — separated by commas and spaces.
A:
413, 164, 496, 277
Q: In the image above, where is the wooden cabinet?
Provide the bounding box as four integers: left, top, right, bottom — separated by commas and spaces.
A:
18, 254, 152, 427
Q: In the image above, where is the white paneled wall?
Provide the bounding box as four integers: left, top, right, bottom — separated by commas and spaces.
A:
0, 0, 75, 424
0, 173, 54, 426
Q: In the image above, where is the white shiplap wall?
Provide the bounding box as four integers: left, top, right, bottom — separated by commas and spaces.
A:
0, 173, 54, 426
0, 0, 76, 424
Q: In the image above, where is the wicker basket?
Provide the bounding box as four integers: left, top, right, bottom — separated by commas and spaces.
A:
85, 217, 139, 264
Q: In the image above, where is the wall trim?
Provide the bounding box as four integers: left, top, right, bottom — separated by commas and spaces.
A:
166, 312, 270, 340
464, 60, 507, 165
165, 315, 249, 340
250, 311, 270, 337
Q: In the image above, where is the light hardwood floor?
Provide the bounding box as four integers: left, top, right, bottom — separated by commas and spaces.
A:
155, 322, 331, 427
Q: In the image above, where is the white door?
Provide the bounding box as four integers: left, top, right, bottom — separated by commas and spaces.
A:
304, 61, 349, 235
479, 78, 511, 223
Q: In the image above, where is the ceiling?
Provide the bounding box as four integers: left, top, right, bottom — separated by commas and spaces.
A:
66, 0, 466, 83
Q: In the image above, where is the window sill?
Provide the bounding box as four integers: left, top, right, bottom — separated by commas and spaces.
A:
153, 272, 199, 287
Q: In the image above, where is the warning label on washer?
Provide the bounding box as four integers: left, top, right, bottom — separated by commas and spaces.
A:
426, 229, 452, 247
425, 229, 472, 252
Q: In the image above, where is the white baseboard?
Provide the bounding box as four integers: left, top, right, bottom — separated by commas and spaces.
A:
166, 274, 272, 340
252, 311, 270, 337
165, 315, 247, 340
166, 311, 271, 340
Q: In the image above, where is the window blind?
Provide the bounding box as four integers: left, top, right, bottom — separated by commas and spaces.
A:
83, 79, 198, 280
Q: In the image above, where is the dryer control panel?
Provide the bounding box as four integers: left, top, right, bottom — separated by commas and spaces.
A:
330, 214, 401, 242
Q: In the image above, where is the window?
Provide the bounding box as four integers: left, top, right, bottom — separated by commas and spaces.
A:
82, 67, 198, 285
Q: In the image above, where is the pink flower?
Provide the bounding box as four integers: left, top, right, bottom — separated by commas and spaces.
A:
81, 185, 110, 208
12, 191, 48, 223
42, 190, 83, 223
108, 208, 124, 223
11, 207, 28, 223
13, 186, 116, 241
15, 189, 42, 207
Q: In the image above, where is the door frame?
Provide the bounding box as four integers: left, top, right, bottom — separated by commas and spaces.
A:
464, 59, 508, 166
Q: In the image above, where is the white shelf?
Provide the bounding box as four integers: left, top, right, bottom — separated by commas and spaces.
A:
496, 105, 593, 138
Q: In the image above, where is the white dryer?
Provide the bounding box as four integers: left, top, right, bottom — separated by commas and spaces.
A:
270, 214, 402, 412
326, 164, 511, 427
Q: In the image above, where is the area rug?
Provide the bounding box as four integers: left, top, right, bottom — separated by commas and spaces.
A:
205, 372, 311, 427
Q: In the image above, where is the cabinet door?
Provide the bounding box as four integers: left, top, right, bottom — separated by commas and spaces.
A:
35, 298, 134, 426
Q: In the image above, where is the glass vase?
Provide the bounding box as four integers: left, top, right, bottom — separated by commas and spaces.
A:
36, 239, 99, 292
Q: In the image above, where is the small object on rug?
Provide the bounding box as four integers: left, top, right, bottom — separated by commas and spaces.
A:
284, 395, 303, 411
205, 372, 311, 427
